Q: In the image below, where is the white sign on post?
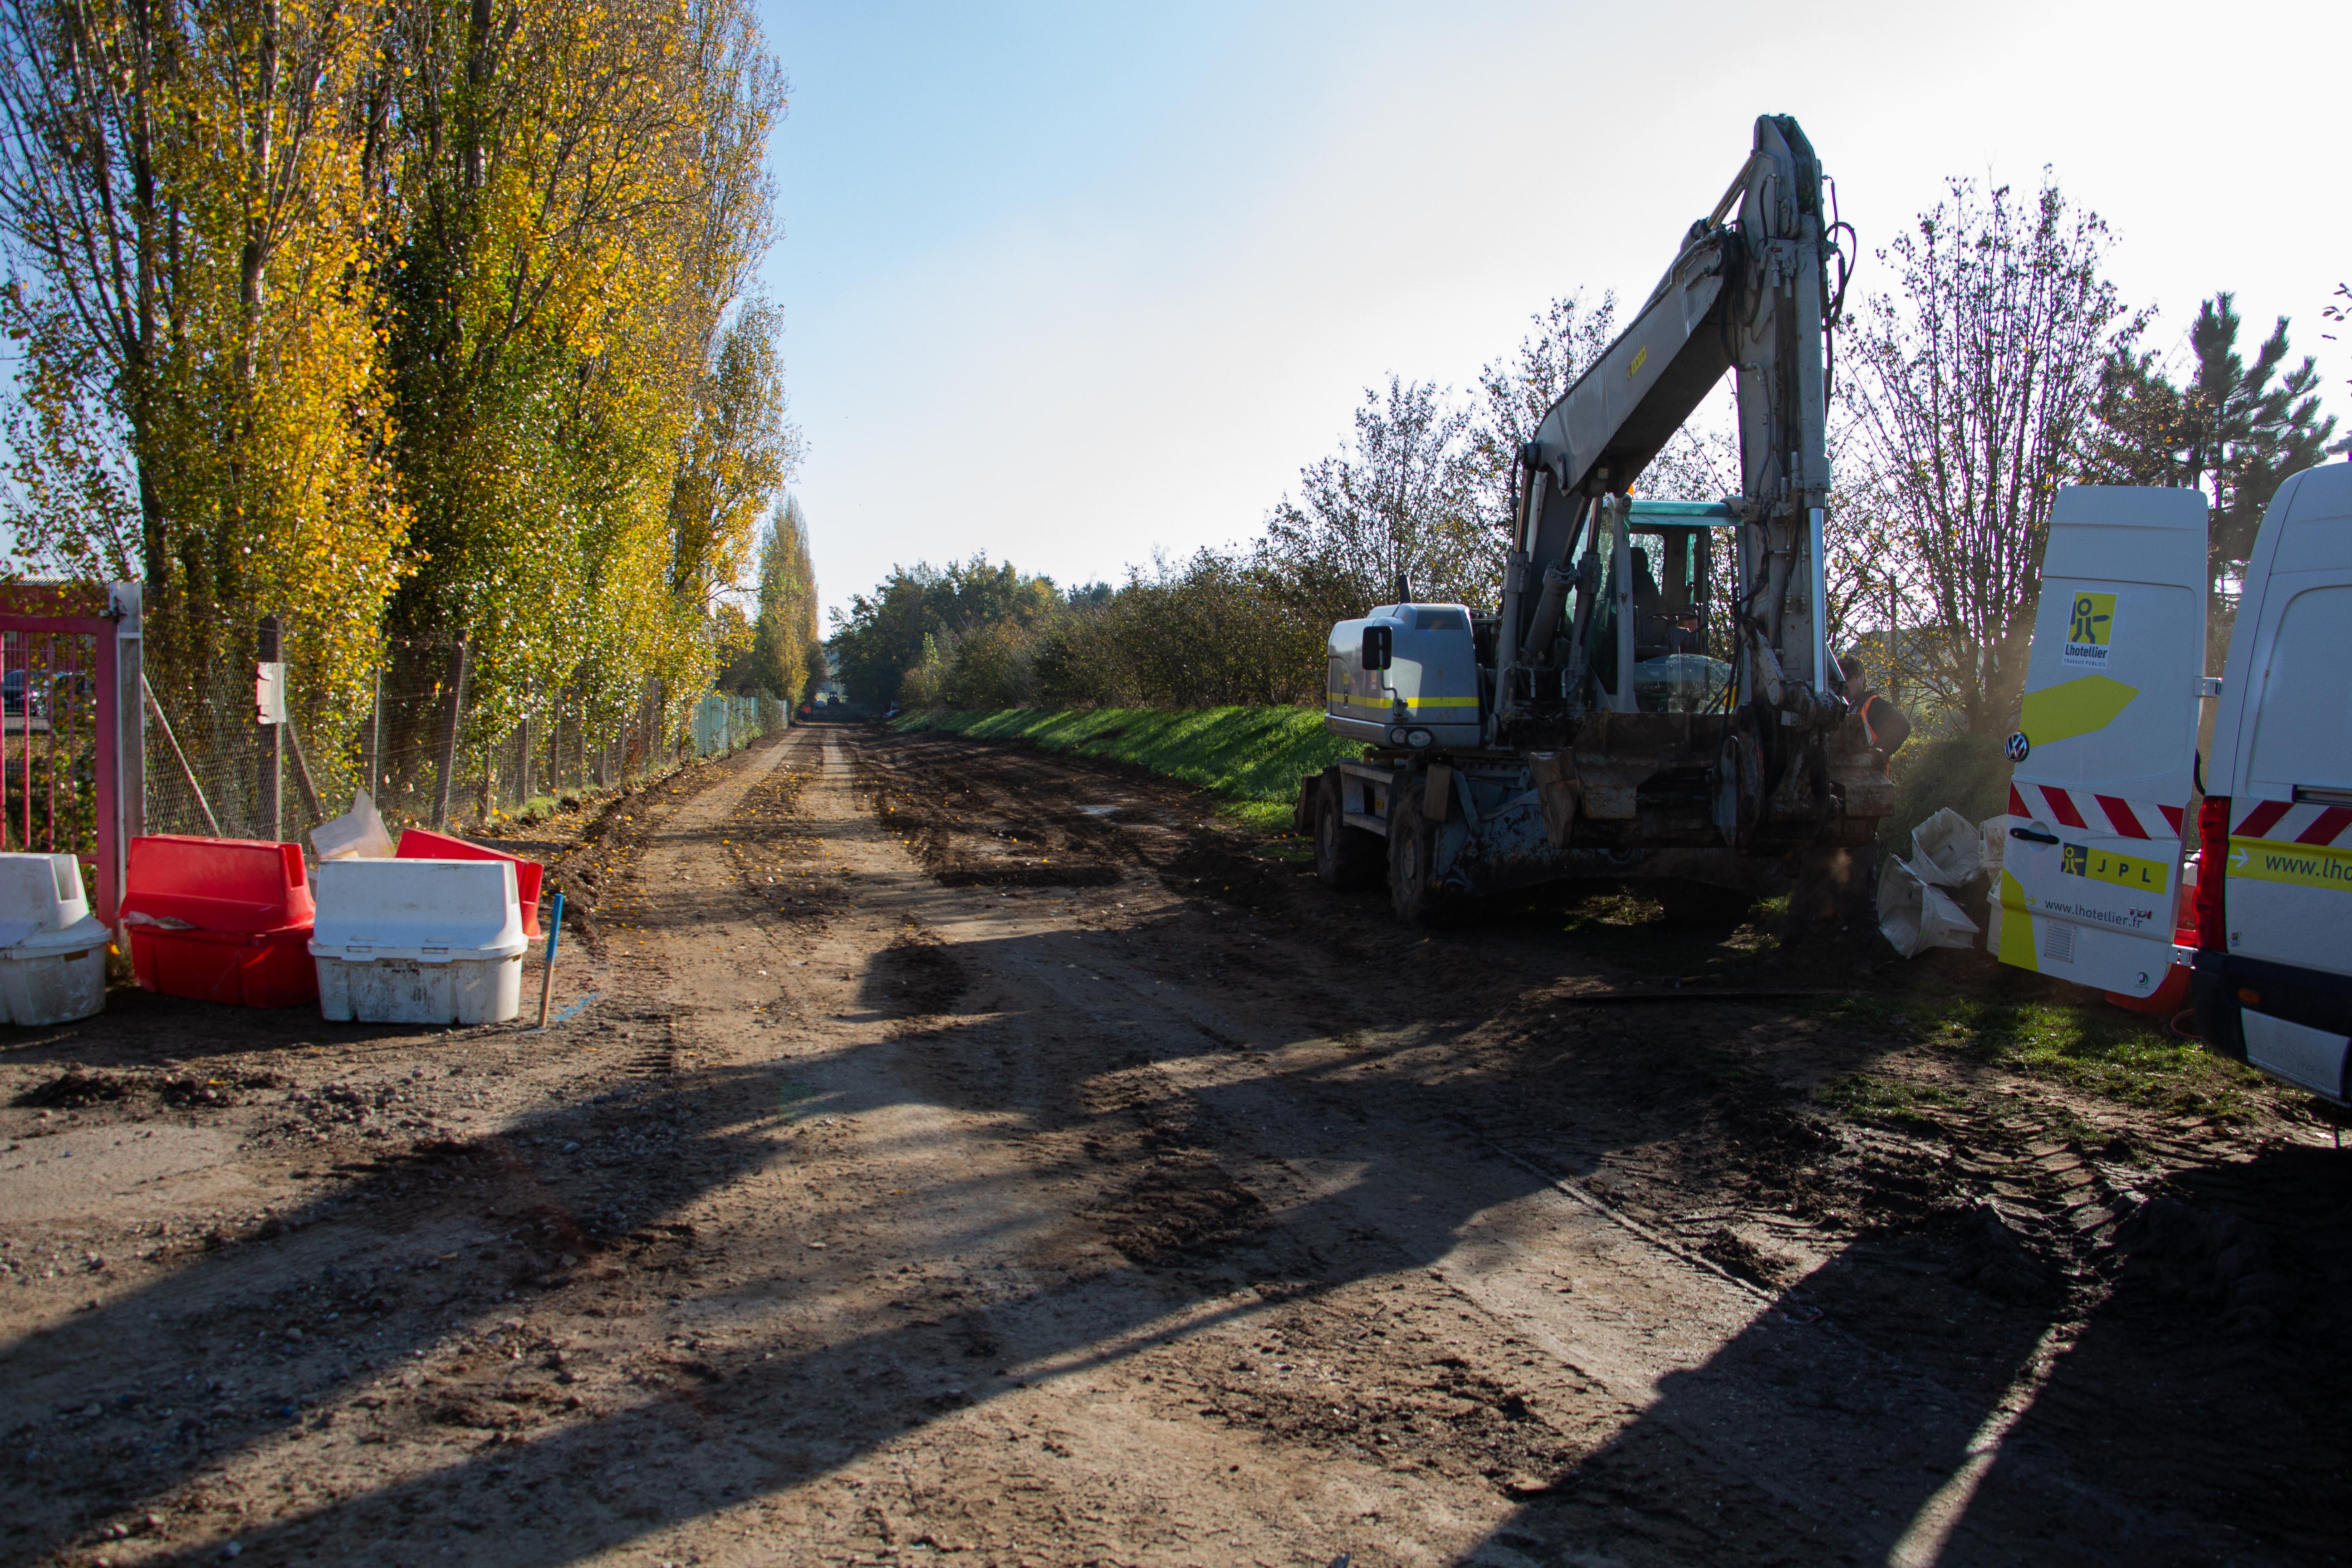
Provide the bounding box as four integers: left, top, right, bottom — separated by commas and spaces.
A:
255, 661, 287, 726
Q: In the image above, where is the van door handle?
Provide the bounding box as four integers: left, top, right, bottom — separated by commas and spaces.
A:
2009, 827, 2060, 845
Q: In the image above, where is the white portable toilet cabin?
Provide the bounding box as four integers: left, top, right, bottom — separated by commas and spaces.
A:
309, 858, 527, 1025
0, 852, 109, 1025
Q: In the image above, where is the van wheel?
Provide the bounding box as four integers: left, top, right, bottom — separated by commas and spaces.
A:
1389, 810, 1458, 926
2190, 970, 2247, 1062
1314, 777, 1384, 891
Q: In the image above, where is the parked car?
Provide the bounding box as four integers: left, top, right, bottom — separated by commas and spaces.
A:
1, 668, 45, 720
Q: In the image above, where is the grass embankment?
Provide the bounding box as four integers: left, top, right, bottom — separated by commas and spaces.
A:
894, 706, 1360, 830
1817, 994, 2262, 1126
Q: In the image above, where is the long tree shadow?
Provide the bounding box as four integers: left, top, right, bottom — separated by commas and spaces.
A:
2, 1053, 799, 1565
6, 898, 2188, 1568
1445, 1146, 2352, 1567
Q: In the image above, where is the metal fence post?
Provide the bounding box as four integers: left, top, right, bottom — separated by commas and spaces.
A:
431, 637, 469, 831
367, 662, 383, 802
257, 615, 282, 840
111, 584, 143, 859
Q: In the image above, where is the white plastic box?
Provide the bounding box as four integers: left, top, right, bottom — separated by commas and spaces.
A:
0, 853, 108, 1025
309, 858, 527, 1025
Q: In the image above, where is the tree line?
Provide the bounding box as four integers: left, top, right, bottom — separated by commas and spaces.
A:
834, 174, 2341, 735
0, 0, 815, 763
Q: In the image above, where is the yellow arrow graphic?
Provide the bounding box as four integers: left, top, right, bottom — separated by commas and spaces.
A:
2018, 675, 2138, 747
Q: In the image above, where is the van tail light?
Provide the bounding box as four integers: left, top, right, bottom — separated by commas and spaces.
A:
2194, 795, 2230, 952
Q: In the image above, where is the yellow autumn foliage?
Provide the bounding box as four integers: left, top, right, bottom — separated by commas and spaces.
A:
0, 0, 796, 774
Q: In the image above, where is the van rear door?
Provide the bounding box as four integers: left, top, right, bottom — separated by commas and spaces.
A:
2205, 462, 2352, 1097
1997, 486, 2206, 995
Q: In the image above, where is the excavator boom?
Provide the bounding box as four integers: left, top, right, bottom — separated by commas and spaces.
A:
1496, 114, 1838, 740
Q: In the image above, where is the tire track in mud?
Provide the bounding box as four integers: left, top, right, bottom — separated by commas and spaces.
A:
838, 724, 2306, 1566
22, 724, 2314, 1567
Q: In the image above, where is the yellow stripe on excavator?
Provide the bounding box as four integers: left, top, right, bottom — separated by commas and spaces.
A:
1326, 691, 1480, 713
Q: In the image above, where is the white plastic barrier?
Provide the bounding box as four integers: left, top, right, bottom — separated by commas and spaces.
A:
309, 858, 526, 1025
311, 789, 395, 862
0, 853, 108, 1025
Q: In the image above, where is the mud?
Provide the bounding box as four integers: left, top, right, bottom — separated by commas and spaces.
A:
1, 721, 2345, 1567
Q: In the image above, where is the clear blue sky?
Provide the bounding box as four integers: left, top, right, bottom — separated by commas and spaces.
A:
760, 0, 2350, 624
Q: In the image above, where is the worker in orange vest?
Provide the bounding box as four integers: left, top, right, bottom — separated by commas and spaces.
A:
1838, 654, 1912, 769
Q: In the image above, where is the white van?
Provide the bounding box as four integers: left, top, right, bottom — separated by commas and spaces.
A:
1992, 463, 2352, 1104
2190, 461, 2352, 1102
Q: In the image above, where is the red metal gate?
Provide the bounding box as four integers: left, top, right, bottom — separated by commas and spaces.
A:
0, 584, 144, 931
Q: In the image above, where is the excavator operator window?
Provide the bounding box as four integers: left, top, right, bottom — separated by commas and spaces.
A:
1588, 521, 1727, 709
1630, 528, 1709, 660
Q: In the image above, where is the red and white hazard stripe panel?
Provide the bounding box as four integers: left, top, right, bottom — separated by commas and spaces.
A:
2008, 783, 2185, 841
2230, 799, 2352, 848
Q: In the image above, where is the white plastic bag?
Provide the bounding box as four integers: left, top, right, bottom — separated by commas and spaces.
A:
1877, 858, 1982, 958
1906, 807, 1985, 888
1978, 813, 2009, 877
311, 789, 393, 861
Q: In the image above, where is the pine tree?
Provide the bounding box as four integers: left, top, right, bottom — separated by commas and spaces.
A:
2094, 294, 2339, 585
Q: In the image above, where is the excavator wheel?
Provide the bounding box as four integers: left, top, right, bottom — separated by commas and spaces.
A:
1652, 879, 1754, 931
1783, 844, 1877, 954
1388, 809, 1459, 927
1313, 774, 1385, 892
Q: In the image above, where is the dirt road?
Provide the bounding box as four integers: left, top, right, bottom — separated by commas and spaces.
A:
3, 724, 2345, 1567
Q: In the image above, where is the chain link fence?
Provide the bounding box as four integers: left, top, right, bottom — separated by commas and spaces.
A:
144, 627, 784, 849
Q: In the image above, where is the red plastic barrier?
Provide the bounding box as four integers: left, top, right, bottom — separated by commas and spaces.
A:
394, 828, 544, 937
121, 835, 318, 1008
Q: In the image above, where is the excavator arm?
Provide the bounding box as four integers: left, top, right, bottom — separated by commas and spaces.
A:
1492, 114, 1842, 742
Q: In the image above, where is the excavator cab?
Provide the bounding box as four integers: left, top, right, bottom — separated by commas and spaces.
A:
1585, 502, 1733, 714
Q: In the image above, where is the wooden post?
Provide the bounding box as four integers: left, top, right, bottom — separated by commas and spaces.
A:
257, 615, 282, 840
535, 890, 565, 1028
284, 717, 324, 822
431, 637, 469, 831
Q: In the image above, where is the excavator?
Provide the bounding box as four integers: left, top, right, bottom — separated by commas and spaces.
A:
1299, 114, 1892, 932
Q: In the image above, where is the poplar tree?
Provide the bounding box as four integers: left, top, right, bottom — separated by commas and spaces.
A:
746, 494, 821, 703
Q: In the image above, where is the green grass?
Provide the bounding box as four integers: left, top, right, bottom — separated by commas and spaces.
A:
893, 706, 1364, 829
1816, 992, 2260, 1119
1818, 1071, 1967, 1126
1961, 1001, 2258, 1117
